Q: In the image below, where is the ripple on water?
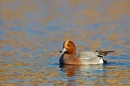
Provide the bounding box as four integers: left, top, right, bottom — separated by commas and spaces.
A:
0, 0, 130, 86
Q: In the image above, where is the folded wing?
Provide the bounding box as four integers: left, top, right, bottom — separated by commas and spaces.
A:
76, 50, 114, 59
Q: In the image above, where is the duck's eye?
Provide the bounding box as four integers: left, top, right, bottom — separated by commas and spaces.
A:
67, 45, 70, 47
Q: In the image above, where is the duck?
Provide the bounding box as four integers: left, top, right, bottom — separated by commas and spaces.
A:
59, 40, 114, 65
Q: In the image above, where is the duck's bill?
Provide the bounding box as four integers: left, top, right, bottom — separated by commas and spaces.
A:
60, 48, 66, 53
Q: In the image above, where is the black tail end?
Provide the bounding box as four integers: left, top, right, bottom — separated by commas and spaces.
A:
103, 59, 107, 64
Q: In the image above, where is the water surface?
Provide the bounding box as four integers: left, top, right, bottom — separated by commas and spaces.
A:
0, 0, 130, 86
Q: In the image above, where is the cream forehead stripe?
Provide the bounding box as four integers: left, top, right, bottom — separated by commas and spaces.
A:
64, 40, 69, 47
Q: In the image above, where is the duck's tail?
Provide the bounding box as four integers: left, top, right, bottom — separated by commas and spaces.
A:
95, 50, 115, 57
96, 50, 115, 64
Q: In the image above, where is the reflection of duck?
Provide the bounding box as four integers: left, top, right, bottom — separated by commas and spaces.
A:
60, 40, 114, 65
60, 64, 103, 86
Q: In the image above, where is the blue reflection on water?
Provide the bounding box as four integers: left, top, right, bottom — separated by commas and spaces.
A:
85, 23, 103, 30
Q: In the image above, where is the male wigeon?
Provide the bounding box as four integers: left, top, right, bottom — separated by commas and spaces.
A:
59, 40, 114, 65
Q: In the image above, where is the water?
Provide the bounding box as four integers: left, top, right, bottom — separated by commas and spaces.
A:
0, 0, 130, 86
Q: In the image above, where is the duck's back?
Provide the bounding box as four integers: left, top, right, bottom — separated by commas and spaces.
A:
75, 51, 103, 64
75, 51, 99, 59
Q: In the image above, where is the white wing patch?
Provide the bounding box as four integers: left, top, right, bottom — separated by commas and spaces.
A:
99, 59, 103, 64
83, 58, 91, 59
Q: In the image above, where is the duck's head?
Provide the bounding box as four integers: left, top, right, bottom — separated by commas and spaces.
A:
60, 40, 76, 55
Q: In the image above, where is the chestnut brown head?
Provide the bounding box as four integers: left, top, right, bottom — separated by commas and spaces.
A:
60, 40, 76, 55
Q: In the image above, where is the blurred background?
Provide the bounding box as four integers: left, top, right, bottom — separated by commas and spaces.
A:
0, 0, 130, 86
0, 0, 130, 52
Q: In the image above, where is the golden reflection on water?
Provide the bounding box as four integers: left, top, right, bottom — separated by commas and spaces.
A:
0, 0, 130, 86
